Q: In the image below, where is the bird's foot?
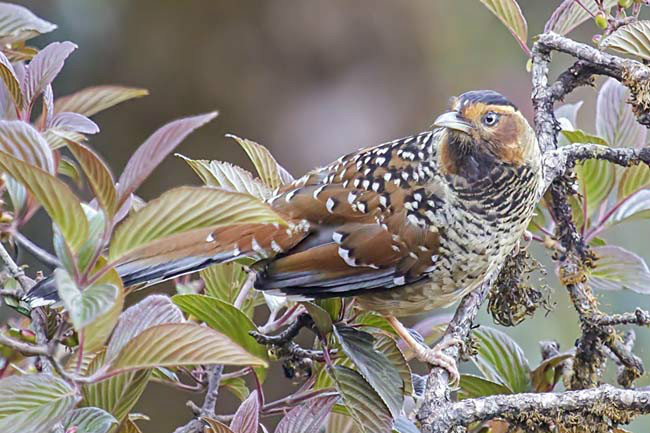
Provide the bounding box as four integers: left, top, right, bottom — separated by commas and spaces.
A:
412, 337, 464, 386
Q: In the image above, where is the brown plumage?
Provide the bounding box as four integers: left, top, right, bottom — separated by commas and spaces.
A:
25, 90, 542, 381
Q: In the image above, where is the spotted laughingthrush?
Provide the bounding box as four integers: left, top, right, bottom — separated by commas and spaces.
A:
25, 90, 542, 382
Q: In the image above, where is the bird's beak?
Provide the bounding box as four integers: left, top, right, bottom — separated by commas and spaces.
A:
433, 111, 473, 134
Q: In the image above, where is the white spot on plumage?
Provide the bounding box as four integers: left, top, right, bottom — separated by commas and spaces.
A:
205, 233, 215, 242
353, 179, 360, 187
375, 157, 386, 166
414, 193, 422, 201
338, 247, 357, 267
391, 245, 400, 252
357, 202, 366, 213
409, 252, 418, 259
326, 197, 336, 213
407, 214, 420, 225
379, 195, 388, 208
404, 202, 413, 211
313, 185, 326, 199
285, 189, 297, 202
401, 172, 409, 181
332, 231, 344, 243
271, 240, 283, 253
384, 172, 392, 181
347, 192, 357, 204
372, 182, 380, 191
393, 276, 406, 285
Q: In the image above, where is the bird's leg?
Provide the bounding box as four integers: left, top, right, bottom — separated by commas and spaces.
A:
386, 315, 462, 385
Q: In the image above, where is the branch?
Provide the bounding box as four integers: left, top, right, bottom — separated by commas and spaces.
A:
173, 364, 224, 433
425, 385, 650, 432
0, 241, 34, 292
13, 231, 61, 268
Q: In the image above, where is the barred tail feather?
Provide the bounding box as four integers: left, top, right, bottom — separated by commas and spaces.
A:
22, 222, 308, 310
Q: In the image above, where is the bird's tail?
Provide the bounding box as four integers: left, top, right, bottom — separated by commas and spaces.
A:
22, 222, 309, 310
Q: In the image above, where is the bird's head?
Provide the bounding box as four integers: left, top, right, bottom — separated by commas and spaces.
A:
434, 90, 539, 177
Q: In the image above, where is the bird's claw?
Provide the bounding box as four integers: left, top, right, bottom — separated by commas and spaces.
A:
413, 337, 464, 386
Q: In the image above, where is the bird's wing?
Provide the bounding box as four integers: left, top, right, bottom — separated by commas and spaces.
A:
257, 130, 447, 298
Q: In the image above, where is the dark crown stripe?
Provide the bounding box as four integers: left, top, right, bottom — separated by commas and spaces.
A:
457, 90, 517, 110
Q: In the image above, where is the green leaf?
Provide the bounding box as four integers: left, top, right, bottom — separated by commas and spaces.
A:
576, 159, 616, 219
0, 150, 88, 250
53, 85, 148, 117
4, 174, 26, 215
326, 413, 362, 433
42, 128, 86, 150
221, 377, 250, 401
177, 154, 272, 199
315, 298, 342, 322
172, 294, 269, 364
61, 407, 118, 433
110, 323, 267, 371
67, 139, 118, 217
334, 326, 403, 418
82, 350, 151, 427
478, 0, 528, 53
458, 374, 512, 399
330, 366, 393, 433
76, 205, 106, 273
0, 374, 78, 433
230, 390, 259, 433
0, 3, 56, 43
116, 112, 218, 206
356, 313, 398, 336
544, 0, 617, 35
200, 262, 247, 304
304, 302, 334, 335
371, 333, 413, 396
275, 394, 338, 433
58, 155, 83, 187
0, 51, 22, 109
0, 120, 54, 171
82, 265, 125, 354
589, 245, 650, 294
618, 164, 650, 199
602, 20, 650, 61
109, 186, 286, 261
472, 326, 531, 393
227, 134, 293, 188
530, 352, 573, 392
560, 130, 608, 145
596, 78, 646, 148
55, 268, 118, 331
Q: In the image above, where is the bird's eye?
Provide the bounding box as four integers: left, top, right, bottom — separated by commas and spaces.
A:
482, 112, 500, 127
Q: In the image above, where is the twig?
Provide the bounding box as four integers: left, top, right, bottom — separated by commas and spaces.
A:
0, 241, 33, 292
13, 231, 61, 268
173, 364, 224, 433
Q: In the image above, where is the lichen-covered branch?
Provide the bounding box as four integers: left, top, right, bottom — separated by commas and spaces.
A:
425, 385, 650, 433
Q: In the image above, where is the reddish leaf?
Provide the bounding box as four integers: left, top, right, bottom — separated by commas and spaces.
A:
106, 294, 184, 360
0, 3, 56, 44
54, 85, 148, 117
116, 112, 217, 206
66, 139, 117, 216
50, 112, 99, 134
230, 390, 260, 433
22, 41, 77, 108
275, 394, 338, 433
0, 120, 53, 172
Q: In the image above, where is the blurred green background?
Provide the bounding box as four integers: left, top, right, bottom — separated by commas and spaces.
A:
1, 0, 648, 431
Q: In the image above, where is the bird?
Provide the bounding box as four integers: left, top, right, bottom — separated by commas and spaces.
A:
24, 90, 542, 382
